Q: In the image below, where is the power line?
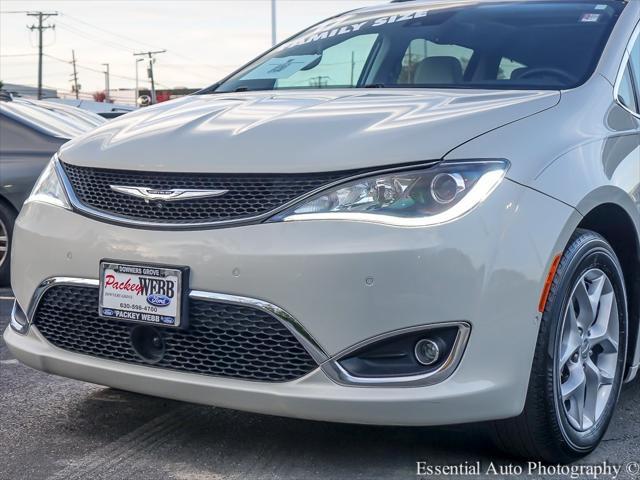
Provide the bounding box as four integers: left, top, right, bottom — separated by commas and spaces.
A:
63, 12, 222, 72
61, 13, 163, 52
75, 63, 134, 81
14, 52, 131, 83
160, 64, 215, 82
8, 10, 210, 93
55, 21, 136, 53
58, 13, 212, 80
0, 53, 38, 57
45, 12, 218, 85
57, 14, 212, 69
43, 55, 171, 89
1, 75, 44, 81
43, 53, 71, 64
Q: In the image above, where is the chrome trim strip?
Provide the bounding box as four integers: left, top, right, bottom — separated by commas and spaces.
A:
613, 21, 640, 119
10, 300, 30, 334
56, 159, 440, 230
27, 277, 99, 321
321, 322, 471, 388
24, 277, 470, 386
24, 276, 328, 364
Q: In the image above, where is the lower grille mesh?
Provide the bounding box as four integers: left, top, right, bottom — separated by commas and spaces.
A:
33, 286, 317, 382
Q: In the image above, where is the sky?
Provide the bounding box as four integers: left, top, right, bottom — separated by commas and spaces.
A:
0, 0, 386, 99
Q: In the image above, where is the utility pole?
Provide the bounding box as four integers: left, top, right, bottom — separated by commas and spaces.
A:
71, 50, 79, 99
134, 50, 165, 104
408, 43, 413, 83
102, 63, 110, 102
271, 0, 277, 46
27, 11, 57, 100
350, 51, 355, 86
135, 58, 144, 106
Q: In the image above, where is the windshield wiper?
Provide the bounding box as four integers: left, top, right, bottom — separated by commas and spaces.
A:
364, 83, 386, 88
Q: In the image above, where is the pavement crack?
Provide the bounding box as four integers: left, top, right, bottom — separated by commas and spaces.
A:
602, 434, 640, 443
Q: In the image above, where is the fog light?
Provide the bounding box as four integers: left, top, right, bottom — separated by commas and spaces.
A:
414, 338, 440, 366
327, 323, 471, 386
10, 301, 30, 335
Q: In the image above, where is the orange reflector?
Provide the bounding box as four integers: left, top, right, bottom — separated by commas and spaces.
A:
539, 254, 562, 313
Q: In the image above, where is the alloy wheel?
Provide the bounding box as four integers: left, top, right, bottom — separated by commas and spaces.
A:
0, 217, 8, 269
558, 268, 619, 431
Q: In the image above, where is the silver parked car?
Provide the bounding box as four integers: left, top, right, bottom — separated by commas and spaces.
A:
0, 99, 105, 284
5, 0, 639, 462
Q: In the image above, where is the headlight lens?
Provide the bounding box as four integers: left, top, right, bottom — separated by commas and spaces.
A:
270, 160, 509, 227
25, 154, 71, 210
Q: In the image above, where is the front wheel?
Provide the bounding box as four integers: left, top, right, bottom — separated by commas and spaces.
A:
491, 229, 628, 463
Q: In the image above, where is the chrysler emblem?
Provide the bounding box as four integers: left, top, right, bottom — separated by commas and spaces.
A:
110, 185, 229, 203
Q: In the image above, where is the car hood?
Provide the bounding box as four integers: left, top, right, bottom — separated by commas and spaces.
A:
60, 89, 559, 173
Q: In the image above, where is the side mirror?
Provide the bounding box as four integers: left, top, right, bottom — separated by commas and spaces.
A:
137, 95, 152, 107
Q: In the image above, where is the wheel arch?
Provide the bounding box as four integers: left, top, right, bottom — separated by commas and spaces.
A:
0, 194, 20, 216
576, 202, 640, 382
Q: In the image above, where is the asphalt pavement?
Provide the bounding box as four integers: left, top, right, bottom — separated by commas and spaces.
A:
1, 288, 638, 480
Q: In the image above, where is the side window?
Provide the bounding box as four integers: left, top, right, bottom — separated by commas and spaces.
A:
276, 35, 378, 89
630, 35, 640, 99
617, 30, 640, 115
398, 39, 473, 84
617, 63, 638, 113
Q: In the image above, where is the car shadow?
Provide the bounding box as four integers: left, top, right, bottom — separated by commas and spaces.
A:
61, 378, 640, 479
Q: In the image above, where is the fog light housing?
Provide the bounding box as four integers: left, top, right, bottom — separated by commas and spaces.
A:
323, 322, 471, 387
10, 300, 30, 335
414, 338, 441, 366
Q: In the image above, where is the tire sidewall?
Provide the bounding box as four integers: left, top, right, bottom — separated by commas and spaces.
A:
547, 236, 628, 453
0, 203, 15, 285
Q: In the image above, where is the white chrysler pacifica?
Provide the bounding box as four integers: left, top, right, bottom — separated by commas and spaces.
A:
6, 0, 640, 463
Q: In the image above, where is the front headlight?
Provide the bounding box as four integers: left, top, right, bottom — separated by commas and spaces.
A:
270, 160, 509, 227
25, 154, 71, 210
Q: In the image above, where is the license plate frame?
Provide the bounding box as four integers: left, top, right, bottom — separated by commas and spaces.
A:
98, 259, 190, 329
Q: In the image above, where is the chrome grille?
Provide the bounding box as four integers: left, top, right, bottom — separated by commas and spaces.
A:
33, 285, 318, 382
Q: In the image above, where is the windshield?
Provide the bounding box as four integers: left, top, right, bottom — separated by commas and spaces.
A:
215, 1, 623, 93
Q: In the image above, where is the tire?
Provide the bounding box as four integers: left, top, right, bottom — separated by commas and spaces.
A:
490, 229, 628, 463
0, 202, 16, 287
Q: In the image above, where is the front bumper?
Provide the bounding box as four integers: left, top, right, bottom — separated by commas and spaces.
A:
9, 179, 578, 425
3, 323, 530, 425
